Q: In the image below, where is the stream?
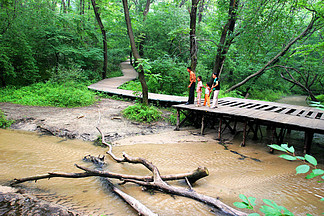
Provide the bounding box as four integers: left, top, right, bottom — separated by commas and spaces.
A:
1, 127, 323, 215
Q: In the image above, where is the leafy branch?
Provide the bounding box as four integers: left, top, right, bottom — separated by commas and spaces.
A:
268, 144, 324, 183
234, 143, 323, 216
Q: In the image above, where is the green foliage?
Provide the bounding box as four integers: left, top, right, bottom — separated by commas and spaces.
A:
268, 143, 324, 181
308, 100, 324, 111
234, 194, 293, 216
269, 143, 324, 190
0, 81, 97, 107
0, 109, 14, 128
165, 107, 185, 126
121, 56, 188, 96
316, 95, 324, 103
122, 103, 162, 123
235, 144, 323, 215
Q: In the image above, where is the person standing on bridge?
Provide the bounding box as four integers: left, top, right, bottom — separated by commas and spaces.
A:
211, 73, 220, 108
185, 67, 196, 105
196, 76, 203, 107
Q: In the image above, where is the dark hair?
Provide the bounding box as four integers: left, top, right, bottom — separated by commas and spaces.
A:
187, 67, 191, 70
206, 82, 211, 86
198, 76, 202, 80
213, 72, 217, 76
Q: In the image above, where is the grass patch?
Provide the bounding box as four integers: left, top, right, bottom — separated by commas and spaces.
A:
0, 81, 97, 107
122, 103, 162, 123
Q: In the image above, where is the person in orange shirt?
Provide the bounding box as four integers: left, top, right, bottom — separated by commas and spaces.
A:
203, 82, 211, 107
185, 67, 196, 105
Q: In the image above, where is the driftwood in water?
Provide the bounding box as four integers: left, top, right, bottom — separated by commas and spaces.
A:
97, 127, 247, 216
10, 127, 247, 215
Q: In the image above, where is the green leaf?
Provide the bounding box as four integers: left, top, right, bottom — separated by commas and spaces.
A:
306, 169, 324, 179
305, 154, 317, 166
281, 144, 295, 153
262, 199, 278, 208
312, 169, 324, 175
296, 156, 305, 160
279, 154, 297, 161
233, 202, 249, 209
248, 196, 257, 206
268, 144, 286, 152
296, 164, 310, 174
248, 213, 260, 216
239, 194, 249, 203
320, 197, 324, 201
260, 205, 278, 214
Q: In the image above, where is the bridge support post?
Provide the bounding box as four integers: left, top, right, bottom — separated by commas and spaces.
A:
175, 109, 180, 131
304, 131, 314, 154
240, 121, 247, 147
201, 115, 205, 135
217, 118, 222, 140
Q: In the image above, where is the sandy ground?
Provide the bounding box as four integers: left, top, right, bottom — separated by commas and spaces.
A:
0, 99, 177, 142
0, 98, 219, 144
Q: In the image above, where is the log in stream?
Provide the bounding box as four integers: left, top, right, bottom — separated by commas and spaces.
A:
10, 127, 247, 216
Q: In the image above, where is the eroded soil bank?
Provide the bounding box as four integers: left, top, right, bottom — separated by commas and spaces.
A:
0, 98, 174, 142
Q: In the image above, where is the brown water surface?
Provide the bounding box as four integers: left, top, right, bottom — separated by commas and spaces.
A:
1, 129, 323, 215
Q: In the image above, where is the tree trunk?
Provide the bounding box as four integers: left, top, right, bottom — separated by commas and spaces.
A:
212, 0, 239, 80
179, 0, 188, 8
90, 0, 107, 79
143, 0, 151, 20
225, 16, 318, 93
61, 0, 66, 13
198, 0, 205, 24
122, 0, 149, 105
272, 65, 319, 101
189, 0, 199, 72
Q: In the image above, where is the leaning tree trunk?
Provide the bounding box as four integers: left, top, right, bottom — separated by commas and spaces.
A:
122, 0, 149, 105
225, 15, 319, 93
90, 0, 107, 79
212, 0, 239, 79
189, 0, 199, 72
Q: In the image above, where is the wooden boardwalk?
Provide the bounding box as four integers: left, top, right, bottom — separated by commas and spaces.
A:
88, 61, 187, 105
173, 97, 324, 153
89, 61, 323, 153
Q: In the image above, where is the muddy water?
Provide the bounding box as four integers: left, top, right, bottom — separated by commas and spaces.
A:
1, 129, 324, 215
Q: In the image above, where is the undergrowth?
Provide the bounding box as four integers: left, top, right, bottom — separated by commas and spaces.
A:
0, 110, 14, 128
122, 103, 162, 123
0, 81, 97, 107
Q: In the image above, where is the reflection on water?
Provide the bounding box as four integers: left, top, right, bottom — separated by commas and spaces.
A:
1, 129, 323, 215
276, 95, 308, 107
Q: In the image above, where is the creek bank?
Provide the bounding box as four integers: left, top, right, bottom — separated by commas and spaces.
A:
0, 98, 174, 142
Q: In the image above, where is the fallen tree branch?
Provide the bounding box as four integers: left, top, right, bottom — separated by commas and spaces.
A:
225, 15, 319, 93
10, 164, 208, 186
96, 128, 247, 215
11, 127, 246, 215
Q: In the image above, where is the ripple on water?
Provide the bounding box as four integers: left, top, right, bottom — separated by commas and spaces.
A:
1, 129, 323, 215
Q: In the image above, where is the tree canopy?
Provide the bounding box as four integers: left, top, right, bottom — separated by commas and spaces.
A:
0, 0, 323, 101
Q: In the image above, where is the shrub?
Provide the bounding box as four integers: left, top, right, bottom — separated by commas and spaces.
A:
122, 103, 162, 123
0, 110, 14, 128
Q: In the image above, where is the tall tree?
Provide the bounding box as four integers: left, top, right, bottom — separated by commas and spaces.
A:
189, 0, 199, 71
122, 0, 149, 105
213, 0, 239, 77
90, 0, 107, 79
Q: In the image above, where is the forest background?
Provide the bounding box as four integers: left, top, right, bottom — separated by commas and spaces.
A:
0, 0, 323, 109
